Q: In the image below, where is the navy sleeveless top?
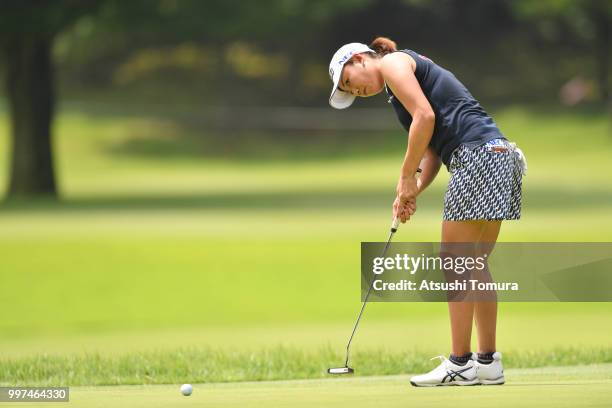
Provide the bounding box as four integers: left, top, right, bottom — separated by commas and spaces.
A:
385, 49, 504, 167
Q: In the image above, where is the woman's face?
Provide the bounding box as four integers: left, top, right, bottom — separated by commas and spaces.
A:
339, 53, 384, 98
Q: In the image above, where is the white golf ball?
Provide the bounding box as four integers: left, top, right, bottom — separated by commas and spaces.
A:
180, 383, 193, 396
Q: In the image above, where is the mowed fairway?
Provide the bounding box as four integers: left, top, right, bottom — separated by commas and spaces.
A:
0, 104, 611, 392
11, 365, 612, 408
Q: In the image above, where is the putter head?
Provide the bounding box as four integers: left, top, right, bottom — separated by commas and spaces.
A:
327, 367, 354, 375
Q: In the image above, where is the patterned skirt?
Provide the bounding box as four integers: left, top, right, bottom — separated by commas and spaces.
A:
443, 138, 525, 221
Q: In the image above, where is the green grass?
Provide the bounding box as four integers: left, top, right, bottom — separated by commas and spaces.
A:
20, 365, 612, 408
2, 346, 612, 386
0, 103, 611, 388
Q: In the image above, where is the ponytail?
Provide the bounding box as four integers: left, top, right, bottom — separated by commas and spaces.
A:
369, 37, 397, 56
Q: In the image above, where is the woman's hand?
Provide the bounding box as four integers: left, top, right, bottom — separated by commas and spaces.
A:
394, 174, 419, 222
397, 174, 418, 203
393, 148, 440, 222
393, 196, 417, 223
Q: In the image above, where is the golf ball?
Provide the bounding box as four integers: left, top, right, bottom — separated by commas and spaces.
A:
180, 383, 193, 396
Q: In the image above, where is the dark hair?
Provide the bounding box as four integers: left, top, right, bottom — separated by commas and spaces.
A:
369, 37, 397, 56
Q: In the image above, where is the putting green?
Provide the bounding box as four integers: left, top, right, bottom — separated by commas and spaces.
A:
1, 105, 611, 393
19, 364, 612, 408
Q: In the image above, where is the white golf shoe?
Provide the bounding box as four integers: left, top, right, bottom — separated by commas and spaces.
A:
475, 352, 505, 385
410, 355, 479, 387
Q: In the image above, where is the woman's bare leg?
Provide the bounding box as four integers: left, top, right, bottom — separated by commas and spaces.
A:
442, 220, 487, 356
474, 221, 502, 353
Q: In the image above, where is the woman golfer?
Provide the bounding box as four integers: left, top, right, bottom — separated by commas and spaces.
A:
328, 37, 525, 386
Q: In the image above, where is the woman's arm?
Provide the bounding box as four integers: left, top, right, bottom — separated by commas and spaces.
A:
417, 146, 442, 194
381, 53, 436, 221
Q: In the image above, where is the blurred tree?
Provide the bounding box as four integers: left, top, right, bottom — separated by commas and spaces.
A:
0, 0, 370, 199
512, 0, 611, 103
0, 0, 102, 199
56, 0, 373, 103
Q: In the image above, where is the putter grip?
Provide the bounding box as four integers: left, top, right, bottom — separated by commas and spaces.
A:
391, 217, 400, 232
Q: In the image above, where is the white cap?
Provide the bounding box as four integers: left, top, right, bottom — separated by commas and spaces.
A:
328, 43, 375, 109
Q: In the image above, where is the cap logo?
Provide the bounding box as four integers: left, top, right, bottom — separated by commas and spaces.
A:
337, 52, 353, 66
329, 67, 334, 79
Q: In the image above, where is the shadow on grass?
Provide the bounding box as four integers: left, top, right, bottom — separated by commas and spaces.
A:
13, 101, 611, 163
104, 128, 405, 163
1, 186, 611, 213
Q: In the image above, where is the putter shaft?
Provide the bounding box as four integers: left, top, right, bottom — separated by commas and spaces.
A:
343, 221, 398, 368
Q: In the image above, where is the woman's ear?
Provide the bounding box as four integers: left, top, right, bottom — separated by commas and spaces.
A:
352, 53, 366, 66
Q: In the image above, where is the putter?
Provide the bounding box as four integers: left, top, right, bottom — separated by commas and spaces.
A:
327, 217, 402, 375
